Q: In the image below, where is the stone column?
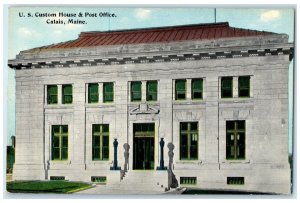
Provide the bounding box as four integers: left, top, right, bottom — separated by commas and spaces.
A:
142, 81, 147, 102
186, 79, 192, 100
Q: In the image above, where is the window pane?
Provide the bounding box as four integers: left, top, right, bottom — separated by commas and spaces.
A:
221, 77, 233, 98
52, 136, 59, 147
239, 76, 250, 97
147, 81, 157, 101
93, 147, 100, 160
175, 80, 186, 100
102, 124, 109, 133
180, 123, 188, 131
62, 85, 72, 104
62, 148, 68, 160
47, 85, 58, 104
62, 136, 68, 147
88, 83, 98, 103
131, 82, 141, 101
52, 125, 60, 134
180, 134, 188, 159
103, 83, 114, 102
93, 124, 100, 133
192, 79, 203, 99
94, 136, 100, 147
237, 133, 245, 159
190, 122, 198, 131
102, 136, 109, 160
62, 125, 68, 134
52, 148, 60, 160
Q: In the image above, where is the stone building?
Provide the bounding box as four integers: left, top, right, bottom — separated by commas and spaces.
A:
8, 22, 293, 194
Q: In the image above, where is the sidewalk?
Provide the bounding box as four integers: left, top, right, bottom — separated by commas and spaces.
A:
75, 184, 185, 195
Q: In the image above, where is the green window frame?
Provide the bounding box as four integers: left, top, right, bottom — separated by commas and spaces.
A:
47, 85, 58, 104
92, 124, 109, 161
103, 82, 114, 103
88, 83, 99, 103
52, 125, 68, 160
180, 122, 198, 160
131, 81, 142, 102
146, 81, 158, 101
192, 79, 203, 100
175, 79, 186, 100
226, 120, 246, 160
221, 77, 233, 98
238, 76, 250, 98
62, 84, 73, 104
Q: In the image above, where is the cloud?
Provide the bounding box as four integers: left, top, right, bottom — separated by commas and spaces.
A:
260, 10, 281, 22
134, 8, 151, 20
18, 27, 41, 38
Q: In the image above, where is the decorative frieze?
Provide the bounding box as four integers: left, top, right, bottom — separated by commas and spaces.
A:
8, 47, 294, 70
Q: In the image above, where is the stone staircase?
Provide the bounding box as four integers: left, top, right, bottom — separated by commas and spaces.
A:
105, 170, 169, 194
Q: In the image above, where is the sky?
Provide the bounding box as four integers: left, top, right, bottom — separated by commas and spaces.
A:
5, 7, 295, 153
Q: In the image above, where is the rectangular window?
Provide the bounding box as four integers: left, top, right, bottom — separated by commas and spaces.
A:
227, 177, 244, 185
175, 79, 186, 100
50, 176, 65, 181
88, 83, 99, 103
180, 122, 198, 160
62, 84, 73, 104
192, 79, 203, 100
92, 124, 109, 160
131, 81, 142, 102
91, 176, 107, 183
180, 177, 197, 185
238, 76, 250, 97
47, 85, 58, 104
52, 125, 68, 160
103, 82, 114, 103
146, 81, 158, 101
226, 120, 245, 160
221, 77, 233, 98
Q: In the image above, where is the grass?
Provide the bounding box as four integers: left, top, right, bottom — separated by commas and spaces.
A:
7, 180, 92, 194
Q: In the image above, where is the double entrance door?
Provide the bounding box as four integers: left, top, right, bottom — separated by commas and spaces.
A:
133, 123, 155, 170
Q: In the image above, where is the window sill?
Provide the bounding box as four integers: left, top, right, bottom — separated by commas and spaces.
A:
173, 100, 206, 105
176, 160, 203, 164
222, 159, 250, 164
218, 98, 253, 104
88, 161, 111, 165
50, 160, 71, 165
86, 103, 115, 108
44, 104, 74, 109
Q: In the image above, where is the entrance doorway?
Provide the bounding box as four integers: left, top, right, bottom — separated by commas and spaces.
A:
133, 123, 155, 170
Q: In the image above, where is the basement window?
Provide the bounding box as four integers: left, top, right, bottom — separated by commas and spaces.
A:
227, 177, 244, 185
91, 176, 107, 183
180, 177, 197, 185
50, 176, 65, 180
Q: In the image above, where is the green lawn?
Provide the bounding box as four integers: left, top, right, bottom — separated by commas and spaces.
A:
7, 180, 92, 194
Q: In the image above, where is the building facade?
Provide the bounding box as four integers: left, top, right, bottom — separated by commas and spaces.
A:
8, 22, 293, 194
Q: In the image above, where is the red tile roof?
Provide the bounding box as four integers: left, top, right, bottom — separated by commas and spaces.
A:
43, 22, 276, 50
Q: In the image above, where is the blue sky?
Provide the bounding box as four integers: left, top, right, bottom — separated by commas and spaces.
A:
5, 7, 295, 152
